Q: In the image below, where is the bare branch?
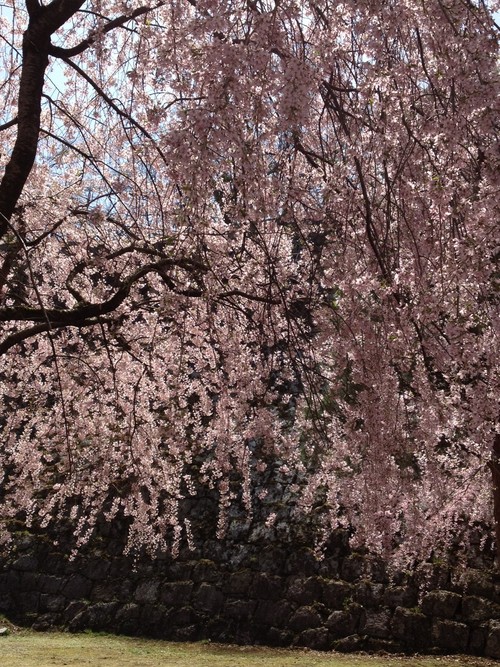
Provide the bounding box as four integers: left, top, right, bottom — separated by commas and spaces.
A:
0, 117, 18, 132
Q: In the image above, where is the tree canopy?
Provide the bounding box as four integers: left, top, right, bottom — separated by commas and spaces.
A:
0, 0, 498, 564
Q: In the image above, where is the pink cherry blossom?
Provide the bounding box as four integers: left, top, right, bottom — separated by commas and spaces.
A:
0, 0, 498, 566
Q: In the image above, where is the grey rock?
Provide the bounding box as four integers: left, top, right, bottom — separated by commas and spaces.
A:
62, 600, 89, 624
32, 614, 58, 631
192, 560, 219, 583
341, 554, 366, 582
192, 583, 223, 613
61, 574, 92, 599
115, 602, 140, 625
172, 624, 199, 641
167, 605, 201, 628
86, 601, 120, 630
255, 599, 294, 628
333, 634, 365, 652
18, 572, 40, 592
0, 594, 12, 612
326, 603, 363, 638
248, 572, 284, 600
363, 637, 405, 653
91, 582, 121, 603
462, 595, 500, 623
80, 558, 111, 581
223, 599, 256, 621
39, 594, 66, 613
139, 602, 166, 629
322, 580, 353, 610
354, 581, 384, 607
364, 609, 392, 638
17, 591, 40, 614
383, 585, 418, 609
12, 555, 38, 572
469, 623, 489, 654
134, 580, 160, 605
288, 605, 322, 632
460, 569, 494, 599
363, 556, 388, 584
391, 607, 431, 649
284, 549, 319, 577
0, 572, 19, 594
317, 557, 340, 579
294, 627, 331, 650
223, 570, 253, 595
287, 577, 322, 606
38, 574, 64, 595
421, 590, 462, 618
414, 563, 450, 591
431, 619, 469, 651
166, 561, 194, 581
159, 581, 193, 607
486, 620, 500, 659
264, 627, 294, 647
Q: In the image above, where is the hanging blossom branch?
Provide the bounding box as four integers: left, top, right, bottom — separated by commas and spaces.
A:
0, 0, 497, 564
57, 55, 170, 165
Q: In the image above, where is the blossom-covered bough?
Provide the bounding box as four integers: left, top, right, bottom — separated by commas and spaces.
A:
0, 0, 498, 566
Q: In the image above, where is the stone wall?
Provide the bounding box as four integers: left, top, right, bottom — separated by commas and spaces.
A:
1, 462, 499, 656
2, 525, 500, 658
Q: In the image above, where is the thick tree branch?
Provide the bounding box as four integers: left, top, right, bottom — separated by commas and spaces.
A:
0, 118, 18, 132
0, 37, 49, 238
0, 0, 86, 239
0, 318, 101, 355
25, 0, 42, 19
38, 0, 87, 34
0, 256, 205, 325
218, 289, 280, 305
49, 3, 165, 58
0, 253, 284, 353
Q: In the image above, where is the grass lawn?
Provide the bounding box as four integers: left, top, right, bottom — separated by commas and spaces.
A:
0, 630, 498, 667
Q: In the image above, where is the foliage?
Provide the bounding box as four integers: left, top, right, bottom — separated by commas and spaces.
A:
0, 0, 498, 564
